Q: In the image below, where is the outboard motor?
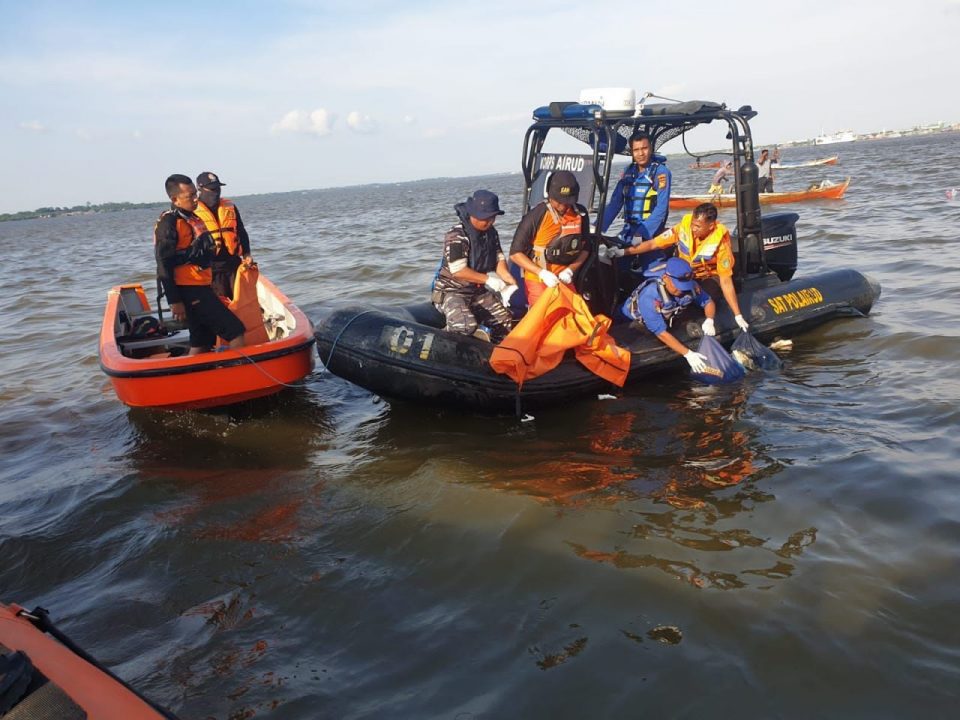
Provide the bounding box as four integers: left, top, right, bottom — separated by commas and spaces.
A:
761, 212, 799, 281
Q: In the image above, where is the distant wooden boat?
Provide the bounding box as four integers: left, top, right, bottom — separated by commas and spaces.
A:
670, 178, 850, 209
772, 155, 839, 169
99, 271, 315, 410
689, 160, 723, 169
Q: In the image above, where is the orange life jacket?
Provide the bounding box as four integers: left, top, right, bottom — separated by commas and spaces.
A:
490, 284, 630, 387
194, 198, 240, 256
523, 204, 584, 282
157, 210, 212, 286
226, 263, 270, 345
674, 214, 732, 280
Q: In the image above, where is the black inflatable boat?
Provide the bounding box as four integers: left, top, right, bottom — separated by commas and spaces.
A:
314, 93, 880, 412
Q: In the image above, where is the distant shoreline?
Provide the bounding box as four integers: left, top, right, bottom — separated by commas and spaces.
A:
0, 201, 165, 223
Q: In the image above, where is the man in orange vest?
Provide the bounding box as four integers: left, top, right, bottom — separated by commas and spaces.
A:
509, 170, 591, 307
195, 171, 253, 298
606, 202, 750, 335
155, 174, 245, 355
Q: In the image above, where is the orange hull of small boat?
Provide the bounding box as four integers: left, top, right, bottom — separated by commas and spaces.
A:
0, 603, 169, 719
99, 276, 315, 410
689, 161, 722, 169
669, 177, 850, 209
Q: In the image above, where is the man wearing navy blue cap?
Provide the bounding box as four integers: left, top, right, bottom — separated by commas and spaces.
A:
620, 257, 716, 373
431, 190, 517, 341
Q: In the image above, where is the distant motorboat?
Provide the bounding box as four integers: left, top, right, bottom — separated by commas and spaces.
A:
772, 155, 839, 169
814, 130, 856, 145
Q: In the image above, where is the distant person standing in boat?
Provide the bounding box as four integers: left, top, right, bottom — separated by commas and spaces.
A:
194, 171, 253, 298
432, 190, 516, 342
708, 160, 734, 194
154, 174, 245, 355
757, 148, 774, 193
607, 202, 750, 333
620, 257, 715, 374
509, 170, 590, 307
600, 130, 672, 271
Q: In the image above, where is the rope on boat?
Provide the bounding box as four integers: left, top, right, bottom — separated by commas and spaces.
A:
324, 310, 376, 369
233, 347, 303, 389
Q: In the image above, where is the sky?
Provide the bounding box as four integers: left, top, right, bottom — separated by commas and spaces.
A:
1, 0, 957, 213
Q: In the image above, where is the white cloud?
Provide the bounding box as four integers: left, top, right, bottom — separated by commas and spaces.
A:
18, 120, 48, 133
75, 128, 92, 141
346, 111, 377, 134
270, 108, 335, 136
131, 129, 142, 140
402, 115, 416, 125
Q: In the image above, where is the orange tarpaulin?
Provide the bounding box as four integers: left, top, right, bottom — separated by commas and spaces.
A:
490, 284, 630, 387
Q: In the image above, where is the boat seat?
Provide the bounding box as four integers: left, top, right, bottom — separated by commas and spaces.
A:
117, 329, 190, 354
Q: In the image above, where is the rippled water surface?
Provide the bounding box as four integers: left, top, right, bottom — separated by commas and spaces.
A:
2, 134, 959, 718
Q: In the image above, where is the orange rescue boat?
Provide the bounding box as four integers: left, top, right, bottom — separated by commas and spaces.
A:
99, 267, 315, 410
0, 602, 175, 718
670, 177, 850, 209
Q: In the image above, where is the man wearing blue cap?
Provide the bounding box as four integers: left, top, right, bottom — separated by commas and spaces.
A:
432, 190, 517, 341
620, 257, 716, 373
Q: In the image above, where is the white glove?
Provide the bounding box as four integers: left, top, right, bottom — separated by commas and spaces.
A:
500, 283, 518, 305
596, 245, 610, 260
558, 267, 574, 285
735, 314, 750, 332
538, 269, 559, 288
701, 318, 716, 337
608, 246, 626, 258
484, 272, 507, 293
685, 350, 708, 373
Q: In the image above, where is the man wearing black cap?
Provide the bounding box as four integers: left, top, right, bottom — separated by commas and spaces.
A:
509, 169, 590, 307
154, 174, 246, 355
431, 189, 517, 341
194, 171, 253, 298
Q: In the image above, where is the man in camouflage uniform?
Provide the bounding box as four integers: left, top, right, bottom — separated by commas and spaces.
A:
432, 190, 516, 342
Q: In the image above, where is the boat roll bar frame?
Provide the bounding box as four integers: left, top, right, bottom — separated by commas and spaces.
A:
519, 101, 768, 283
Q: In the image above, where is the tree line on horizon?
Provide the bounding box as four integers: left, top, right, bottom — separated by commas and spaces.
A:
0, 200, 164, 223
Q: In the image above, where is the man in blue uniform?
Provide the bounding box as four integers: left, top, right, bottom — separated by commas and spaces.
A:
621, 257, 715, 373
601, 131, 672, 272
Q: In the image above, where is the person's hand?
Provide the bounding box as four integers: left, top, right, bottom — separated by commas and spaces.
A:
684, 350, 708, 373
701, 318, 716, 337
484, 272, 507, 293
608, 246, 626, 258
558, 267, 574, 285
242, 254, 254, 267
170, 301, 186, 321
735, 314, 750, 332
500, 283, 518, 306
538, 269, 559, 288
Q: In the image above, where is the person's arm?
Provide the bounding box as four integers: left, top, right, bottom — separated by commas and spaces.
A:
655, 329, 694, 357
154, 213, 185, 318
718, 275, 741, 317
509, 206, 544, 276
494, 258, 515, 285
600, 176, 625, 232
639, 165, 671, 240
624, 227, 677, 256
444, 229, 486, 286
234, 207, 252, 261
